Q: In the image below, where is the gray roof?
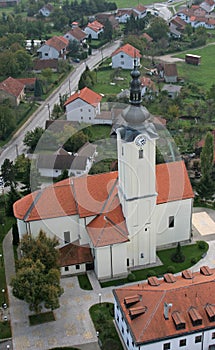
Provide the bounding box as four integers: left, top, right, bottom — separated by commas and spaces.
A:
37, 154, 88, 171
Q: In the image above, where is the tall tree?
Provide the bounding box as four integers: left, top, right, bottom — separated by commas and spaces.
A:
23, 127, 44, 152
1, 158, 16, 187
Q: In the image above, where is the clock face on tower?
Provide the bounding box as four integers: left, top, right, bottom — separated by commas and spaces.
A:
134, 134, 147, 148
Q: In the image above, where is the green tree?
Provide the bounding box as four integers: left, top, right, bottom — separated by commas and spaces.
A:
20, 230, 60, 273
0, 104, 15, 140
103, 19, 113, 40
54, 169, 69, 183
20, 160, 41, 195
15, 49, 32, 72
11, 259, 63, 313
147, 17, 169, 42
1, 158, 16, 187
6, 185, 21, 216
12, 222, 20, 246
200, 132, 214, 178
64, 131, 89, 152
34, 78, 43, 98
23, 127, 44, 152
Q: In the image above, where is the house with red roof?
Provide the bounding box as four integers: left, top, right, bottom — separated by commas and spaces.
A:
84, 20, 104, 40
111, 43, 142, 70
13, 64, 194, 279
64, 87, 102, 123
0, 76, 25, 106
114, 267, 215, 350
37, 36, 69, 60
64, 27, 87, 44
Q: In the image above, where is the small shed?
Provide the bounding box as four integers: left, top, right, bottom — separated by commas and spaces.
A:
185, 54, 201, 65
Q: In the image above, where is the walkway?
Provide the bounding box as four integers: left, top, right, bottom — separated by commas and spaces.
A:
2, 207, 215, 350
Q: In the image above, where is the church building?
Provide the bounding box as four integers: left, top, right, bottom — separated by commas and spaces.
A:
13, 63, 194, 280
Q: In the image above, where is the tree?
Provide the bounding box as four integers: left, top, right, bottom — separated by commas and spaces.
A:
11, 230, 63, 313
11, 259, 63, 313
23, 127, 44, 152
20, 230, 60, 273
68, 39, 80, 57
200, 132, 214, 178
34, 78, 43, 98
147, 17, 169, 42
103, 19, 113, 41
64, 130, 89, 153
5, 185, 21, 216
20, 160, 41, 195
54, 169, 69, 183
1, 158, 16, 187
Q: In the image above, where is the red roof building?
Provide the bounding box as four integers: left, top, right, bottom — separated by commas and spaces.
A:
112, 43, 142, 70
0, 76, 25, 105
114, 267, 215, 349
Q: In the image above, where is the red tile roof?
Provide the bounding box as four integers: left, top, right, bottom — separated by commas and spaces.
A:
59, 242, 93, 266
0, 76, 24, 98
64, 86, 102, 107
66, 27, 87, 41
13, 161, 193, 225
16, 78, 36, 86
87, 20, 104, 32
156, 161, 194, 204
112, 43, 142, 58
134, 4, 147, 13
45, 36, 68, 51
114, 268, 215, 345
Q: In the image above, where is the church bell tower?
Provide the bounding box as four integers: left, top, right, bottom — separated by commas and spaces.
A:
116, 60, 158, 266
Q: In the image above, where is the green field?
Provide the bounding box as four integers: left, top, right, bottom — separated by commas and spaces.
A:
175, 44, 215, 90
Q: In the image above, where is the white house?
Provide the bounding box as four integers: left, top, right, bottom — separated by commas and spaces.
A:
133, 4, 147, 19
13, 63, 194, 280
64, 27, 87, 43
37, 36, 69, 60
36, 146, 96, 178
115, 8, 135, 23
111, 43, 142, 70
64, 87, 102, 123
39, 3, 53, 17
113, 266, 215, 350
84, 20, 104, 39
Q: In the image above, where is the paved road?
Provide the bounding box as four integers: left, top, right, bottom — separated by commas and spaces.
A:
0, 40, 120, 168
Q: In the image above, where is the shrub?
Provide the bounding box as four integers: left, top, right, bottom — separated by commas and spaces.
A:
171, 242, 185, 263
191, 257, 197, 264
167, 266, 176, 274
197, 240, 207, 250
127, 272, 136, 282
146, 270, 156, 277
103, 339, 121, 350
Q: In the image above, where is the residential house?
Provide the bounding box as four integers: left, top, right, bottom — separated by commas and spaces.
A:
111, 43, 142, 70
176, 5, 215, 28
0, 76, 25, 106
115, 8, 135, 23
13, 65, 194, 280
140, 76, 156, 97
37, 146, 96, 178
113, 267, 215, 350
33, 59, 59, 73
39, 3, 53, 17
16, 78, 36, 92
162, 84, 182, 98
37, 36, 69, 60
64, 27, 87, 44
84, 20, 104, 39
169, 16, 186, 38
133, 4, 147, 19
163, 63, 178, 83
200, 0, 215, 13
64, 87, 102, 123
95, 12, 119, 30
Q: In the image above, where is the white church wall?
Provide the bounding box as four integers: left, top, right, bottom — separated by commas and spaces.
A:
154, 198, 192, 248
112, 243, 128, 277
94, 246, 111, 279
26, 215, 80, 245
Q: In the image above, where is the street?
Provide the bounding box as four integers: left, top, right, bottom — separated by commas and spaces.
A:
0, 40, 120, 168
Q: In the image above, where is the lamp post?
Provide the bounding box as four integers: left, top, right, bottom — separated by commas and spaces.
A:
2, 288, 7, 309
98, 293, 101, 305
0, 253, 2, 267
47, 103, 51, 119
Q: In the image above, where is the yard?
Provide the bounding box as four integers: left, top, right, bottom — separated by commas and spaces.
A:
175, 44, 215, 90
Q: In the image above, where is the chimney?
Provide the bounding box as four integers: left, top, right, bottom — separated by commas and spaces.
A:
164, 302, 172, 320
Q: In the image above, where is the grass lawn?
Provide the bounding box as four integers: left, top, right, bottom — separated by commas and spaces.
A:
93, 68, 130, 98
90, 302, 123, 350
29, 311, 55, 326
0, 321, 12, 339
77, 274, 93, 290
175, 44, 215, 90
101, 242, 209, 287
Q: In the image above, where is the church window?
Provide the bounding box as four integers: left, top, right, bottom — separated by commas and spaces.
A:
169, 216, 175, 228
127, 258, 129, 267
127, 339, 129, 346
122, 147, 124, 156
122, 326, 124, 334
145, 228, 147, 231
64, 231, 70, 244
140, 253, 144, 258
139, 149, 143, 159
